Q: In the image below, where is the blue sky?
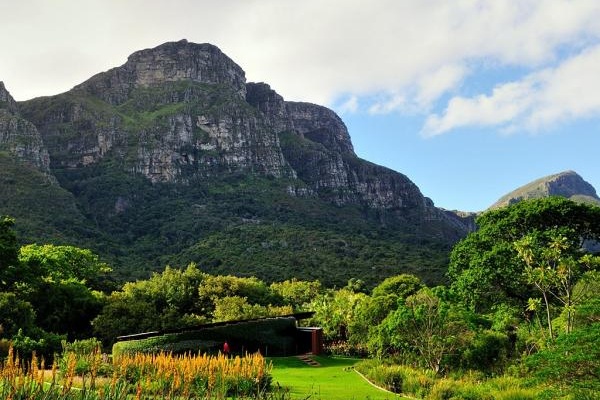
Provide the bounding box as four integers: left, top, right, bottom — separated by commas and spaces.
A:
1, 0, 599, 211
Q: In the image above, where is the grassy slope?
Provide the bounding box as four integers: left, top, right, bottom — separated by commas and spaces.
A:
269, 356, 406, 400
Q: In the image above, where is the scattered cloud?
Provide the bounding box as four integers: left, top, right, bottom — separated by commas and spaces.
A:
421, 44, 600, 136
337, 95, 359, 114
415, 64, 467, 109
2, 0, 600, 138
368, 93, 406, 115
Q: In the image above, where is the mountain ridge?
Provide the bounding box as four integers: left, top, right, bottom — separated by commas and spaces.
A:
1, 40, 471, 285
489, 170, 600, 209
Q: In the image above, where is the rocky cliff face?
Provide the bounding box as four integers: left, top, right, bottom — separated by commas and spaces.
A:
490, 170, 600, 209
246, 82, 463, 234
0, 82, 51, 173
10, 40, 472, 245
21, 42, 294, 183
74, 40, 247, 105
0, 82, 19, 114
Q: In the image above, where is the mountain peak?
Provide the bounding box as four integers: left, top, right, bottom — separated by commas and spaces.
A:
0, 81, 18, 113
0, 81, 51, 172
75, 40, 247, 105
489, 170, 600, 209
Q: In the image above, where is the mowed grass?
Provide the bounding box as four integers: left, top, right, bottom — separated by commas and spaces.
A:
269, 356, 407, 400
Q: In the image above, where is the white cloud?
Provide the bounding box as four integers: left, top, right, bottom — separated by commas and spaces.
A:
337, 96, 359, 114
368, 93, 406, 115
1, 0, 600, 115
415, 64, 467, 109
421, 44, 600, 136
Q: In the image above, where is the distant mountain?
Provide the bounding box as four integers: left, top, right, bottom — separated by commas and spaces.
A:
489, 171, 600, 209
1, 40, 472, 286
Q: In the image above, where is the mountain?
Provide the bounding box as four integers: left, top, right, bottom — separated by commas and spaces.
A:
1, 40, 471, 286
1, 81, 102, 245
489, 171, 600, 209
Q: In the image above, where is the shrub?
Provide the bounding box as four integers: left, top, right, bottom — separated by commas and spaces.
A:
462, 329, 511, 373
426, 378, 459, 400
59, 338, 112, 377
324, 340, 368, 357
354, 359, 434, 397
11, 328, 64, 363
355, 358, 550, 400
524, 322, 600, 390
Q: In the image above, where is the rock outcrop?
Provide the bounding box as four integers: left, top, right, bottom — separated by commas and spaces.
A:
21, 43, 294, 182
74, 40, 247, 105
246, 81, 463, 235
0, 82, 51, 173
490, 170, 600, 209
0, 81, 19, 114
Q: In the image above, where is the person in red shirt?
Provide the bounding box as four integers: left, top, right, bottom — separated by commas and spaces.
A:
223, 341, 230, 356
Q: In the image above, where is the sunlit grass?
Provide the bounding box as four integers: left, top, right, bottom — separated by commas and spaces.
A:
269, 356, 407, 400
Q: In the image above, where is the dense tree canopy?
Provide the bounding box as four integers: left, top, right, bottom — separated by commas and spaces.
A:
448, 197, 600, 312
349, 274, 424, 348
19, 244, 111, 285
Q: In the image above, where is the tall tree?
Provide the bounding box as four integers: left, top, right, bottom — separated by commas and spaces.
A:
515, 229, 600, 338
350, 274, 423, 347
448, 198, 600, 312
376, 287, 470, 373
18, 244, 111, 285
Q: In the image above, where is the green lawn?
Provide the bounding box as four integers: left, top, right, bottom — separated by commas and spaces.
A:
269, 356, 407, 400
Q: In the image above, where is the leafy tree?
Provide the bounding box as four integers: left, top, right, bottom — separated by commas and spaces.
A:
371, 274, 424, 299
375, 287, 471, 373
18, 244, 111, 286
13, 244, 112, 339
0, 216, 19, 289
93, 264, 209, 344
198, 274, 274, 311
0, 292, 35, 337
349, 274, 423, 347
29, 279, 104, 339
119, 264, 207, 317
309, 288, 368, 339
92, 292, 160, 346
515, 230, 600, 338
269, 278, 322, 309
212, 296, 293, 322
448, 198, 600, 312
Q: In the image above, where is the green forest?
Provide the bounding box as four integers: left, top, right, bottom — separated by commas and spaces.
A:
1, 197, 599, 399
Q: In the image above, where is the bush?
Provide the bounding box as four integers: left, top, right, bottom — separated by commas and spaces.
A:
524, 323, 600, 385
324, 340, 368, 357
354, 359, 434, 397
59, 338, 112, 376
426, 378, 459, 400
11, 328, 64, 363
462, 329, 511, 373
355, 359, 548, 400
